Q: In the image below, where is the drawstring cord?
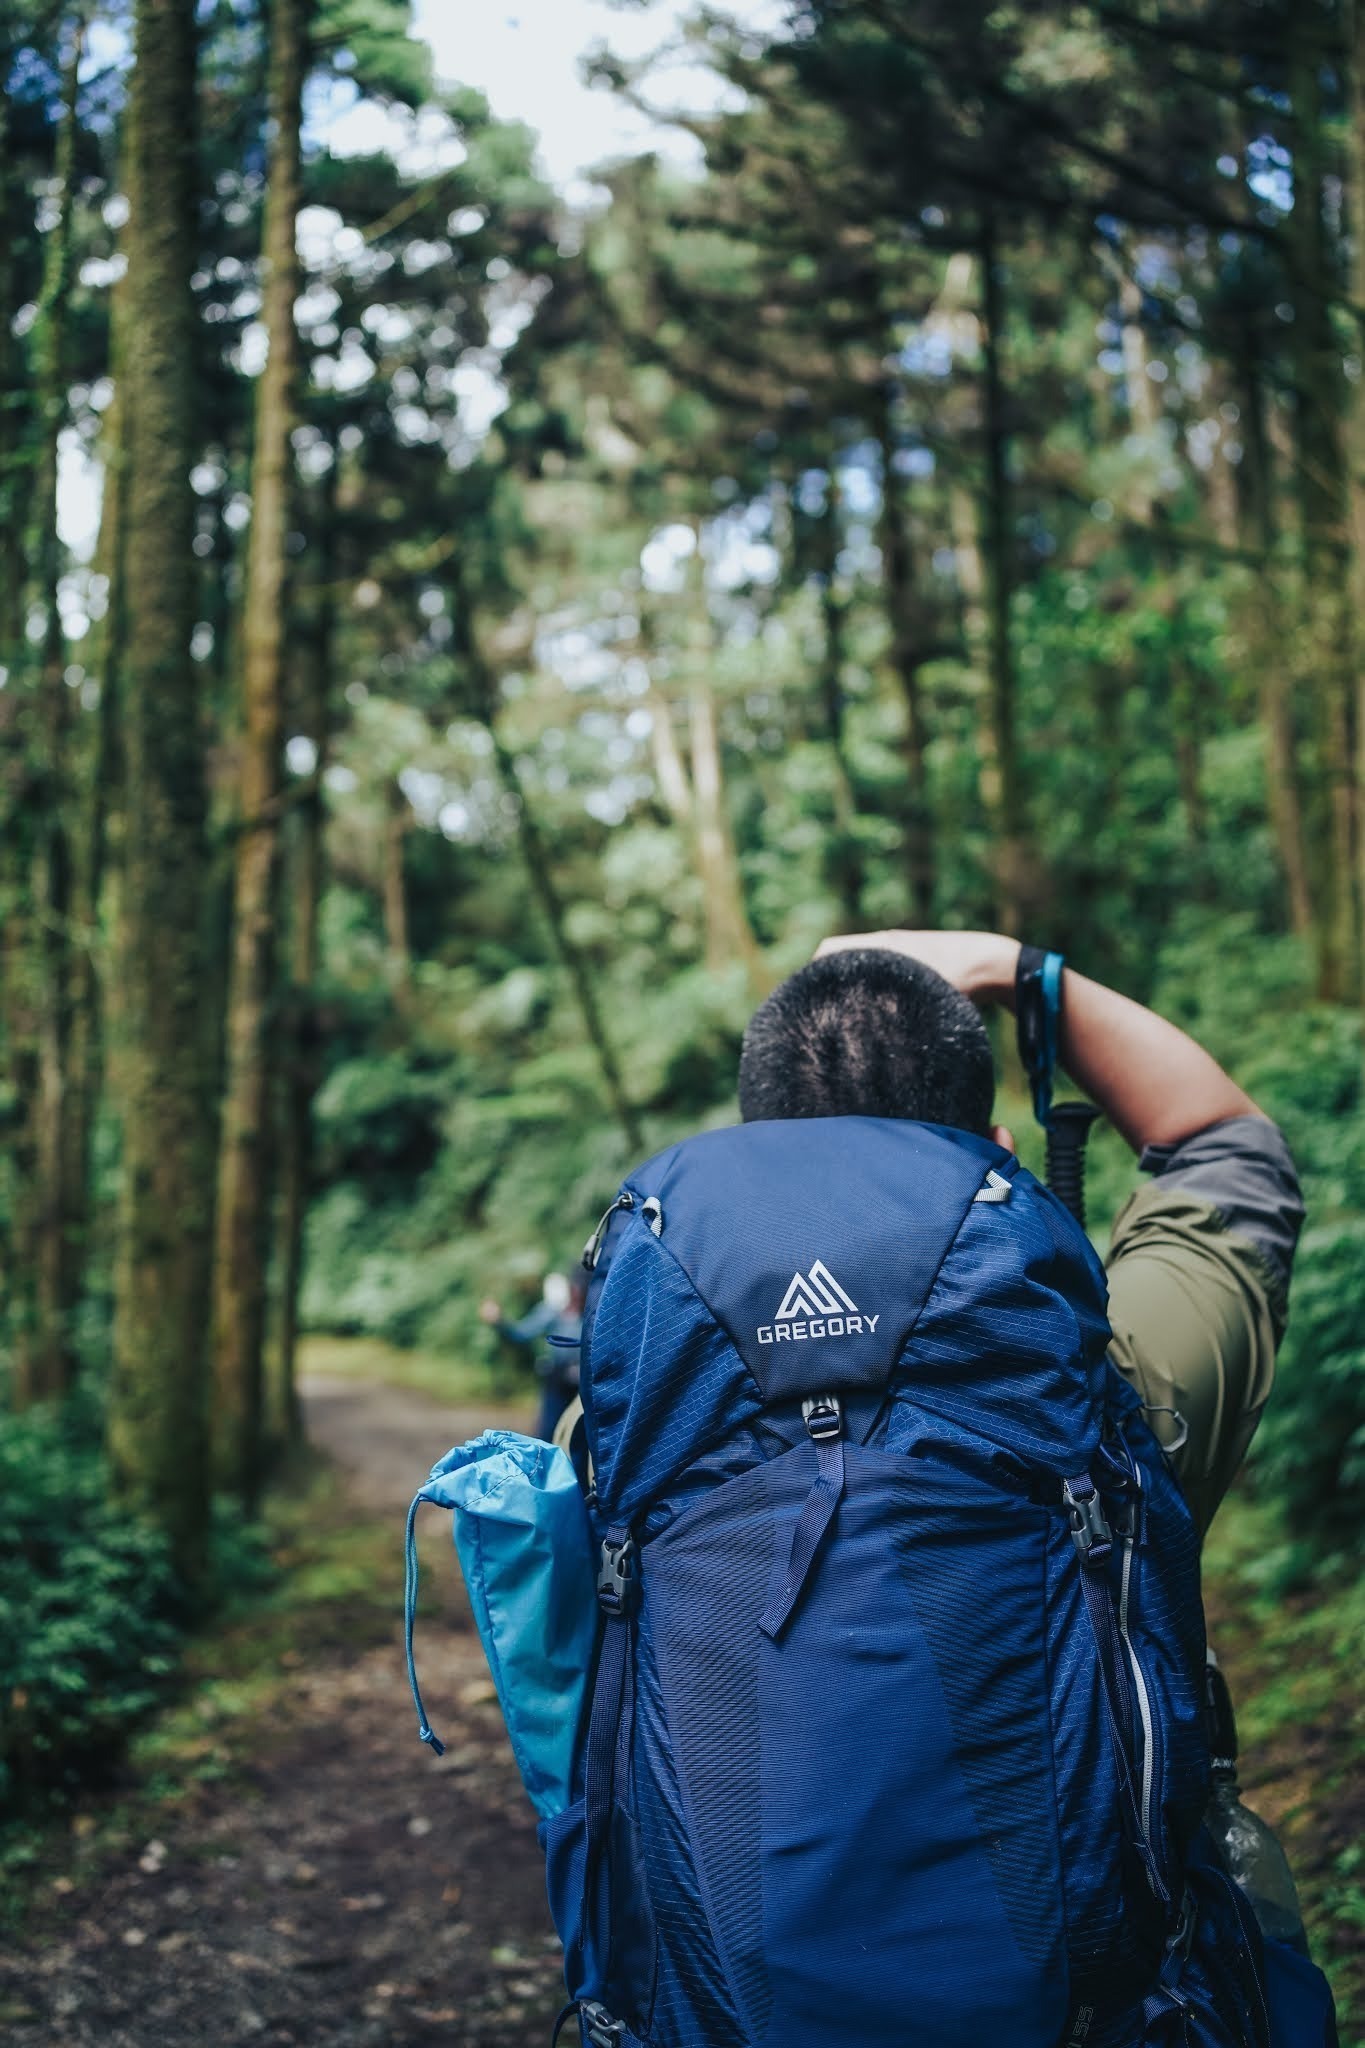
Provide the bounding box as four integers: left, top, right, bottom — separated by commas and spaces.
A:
404, 1492, 446, 1756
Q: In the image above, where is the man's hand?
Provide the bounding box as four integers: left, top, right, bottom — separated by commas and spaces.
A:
478, 1298, 502, 1326
815, 929, 1021, 1006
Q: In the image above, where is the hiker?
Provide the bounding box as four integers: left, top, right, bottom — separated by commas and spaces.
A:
481, 1271, 585, 1441
412, 932, 1335, 2048
559, 931, 1303, 1539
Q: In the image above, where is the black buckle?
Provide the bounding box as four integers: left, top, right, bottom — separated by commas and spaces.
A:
597, 1534, 638, 1617
802, 1394, 843, 1441
581, 2000, 624, 2046
1062, 1477, 1113, 1566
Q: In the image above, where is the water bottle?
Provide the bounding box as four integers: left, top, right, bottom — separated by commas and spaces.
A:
1204, 1652, 1309, 1954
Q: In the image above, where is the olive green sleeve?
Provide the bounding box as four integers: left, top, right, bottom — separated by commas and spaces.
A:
1105, 1184, 1288, 1537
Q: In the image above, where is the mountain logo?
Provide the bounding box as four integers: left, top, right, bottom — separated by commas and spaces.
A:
757, 1259, 879, 1345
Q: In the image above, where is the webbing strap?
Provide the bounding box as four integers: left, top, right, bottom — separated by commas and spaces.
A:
758, 1434, 846, 1641
581, 1523, 634, 1990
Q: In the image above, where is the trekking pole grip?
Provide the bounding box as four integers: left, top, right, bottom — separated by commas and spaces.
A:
1045, 1101, 1102, 1231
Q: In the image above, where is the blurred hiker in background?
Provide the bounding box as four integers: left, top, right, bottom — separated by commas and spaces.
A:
481, 1273, 586, 1440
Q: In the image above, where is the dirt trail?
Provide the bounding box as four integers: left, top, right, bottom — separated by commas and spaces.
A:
0, 1377, 568, 2048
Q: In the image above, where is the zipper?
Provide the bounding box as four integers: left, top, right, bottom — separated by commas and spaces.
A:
1118, 1530, 1157, 1848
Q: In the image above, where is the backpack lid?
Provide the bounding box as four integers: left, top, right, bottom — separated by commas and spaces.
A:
629, 1117, 1011, 1397
585, 1116, 1113, 1516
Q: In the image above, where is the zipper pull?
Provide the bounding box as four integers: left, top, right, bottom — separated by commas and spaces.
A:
581, 1191, 634, 1272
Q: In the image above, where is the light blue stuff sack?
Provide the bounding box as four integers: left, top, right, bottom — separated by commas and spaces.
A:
403, 1430, 596, 1821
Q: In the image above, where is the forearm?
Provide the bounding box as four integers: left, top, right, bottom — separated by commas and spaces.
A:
815, 929, 1261, 1156
969, 938, 1259, 1154
1044, 964, 1259, 1154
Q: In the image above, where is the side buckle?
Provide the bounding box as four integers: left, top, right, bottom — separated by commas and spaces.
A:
802, 1393, 843, 1442
581, 2000, 625, 2047
1063, 1476, 1114, 1567
597, 1534, 638, 1617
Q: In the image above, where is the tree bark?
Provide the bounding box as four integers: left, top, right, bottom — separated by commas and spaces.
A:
978, 212, 1030, 936
647, 689, 693, 826
211, 0, 310, 1506
816, 464, 863, 924
1287, 33, 1358, 999
17, 18, 84, 1403
453, 591, 643, 1152
688, 676, 764, 980
683, 529, 765, 985
490, 727, 643, 1154
382, 775, 413, 1009
1346, 0, 1365, 1021
273, 451, 337, 1447
0, 63, 24, 663
107, 0, 215, 1578
1237, 346, 1315, 939
875, 388, 935, 924
63, 273, 130, 1337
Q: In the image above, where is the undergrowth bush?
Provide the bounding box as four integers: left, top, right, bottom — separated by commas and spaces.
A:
0, 1394, 278, 1810
1249, 1222, 1365, 1559
0, 1403, 182, 1806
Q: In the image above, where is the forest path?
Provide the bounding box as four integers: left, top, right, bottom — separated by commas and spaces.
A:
0, 1373, 566, 2048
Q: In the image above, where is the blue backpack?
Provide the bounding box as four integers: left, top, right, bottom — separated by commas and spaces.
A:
422, 1115, 1340, 2048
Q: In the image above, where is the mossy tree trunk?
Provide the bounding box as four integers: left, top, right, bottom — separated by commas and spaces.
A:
978, 211, 1031, 936
107, 0, 215, 1578
816, 462, 863, 925
1236, 343, 1315, 942
875, 387, 936, 926
1286, 34, 1358, 1001
19, 18, 84, 1403
274, 445, 337, 1445
211, 0, 310, 1507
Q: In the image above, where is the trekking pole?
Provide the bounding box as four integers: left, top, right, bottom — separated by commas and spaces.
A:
1015, 946, 1102, 1231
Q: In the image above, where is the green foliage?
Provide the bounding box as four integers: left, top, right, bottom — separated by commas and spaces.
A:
0, 1406, 181, 1805
1251, 1225, 1365, 1556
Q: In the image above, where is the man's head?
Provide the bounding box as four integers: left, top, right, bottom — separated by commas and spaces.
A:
738, 948, 996, 1135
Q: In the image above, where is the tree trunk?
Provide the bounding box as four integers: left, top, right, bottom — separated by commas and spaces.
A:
1346, 0, 1365, 1020
453, 592, 643, 1152
273, 451, 337, 1447
1236, 347, 1315, 939
0, 64, 24, 663
107, 0, 214, 1578
979, 212, 1030, 936
382, 776, 414, 1009
1170, 659, 1208, 852
817, 464, 863, 925
211, 0, 309, 1507
1287, 34, 1358, 999
63, 278, 130, 1338
688, 676, 764, 981
647, 689, 693, 826
491, 728, 643, 1154
683, 529, 765, 984
876, 389, 935, 924
18, 19, 84, 1403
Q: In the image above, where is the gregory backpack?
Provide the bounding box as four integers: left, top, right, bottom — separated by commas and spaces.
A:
411, 1115, 1339, 2048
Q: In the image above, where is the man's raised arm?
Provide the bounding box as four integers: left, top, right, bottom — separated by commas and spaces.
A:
816, 929, 1304, 1532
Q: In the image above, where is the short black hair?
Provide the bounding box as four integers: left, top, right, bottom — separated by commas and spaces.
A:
738, 948, 995, 1134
